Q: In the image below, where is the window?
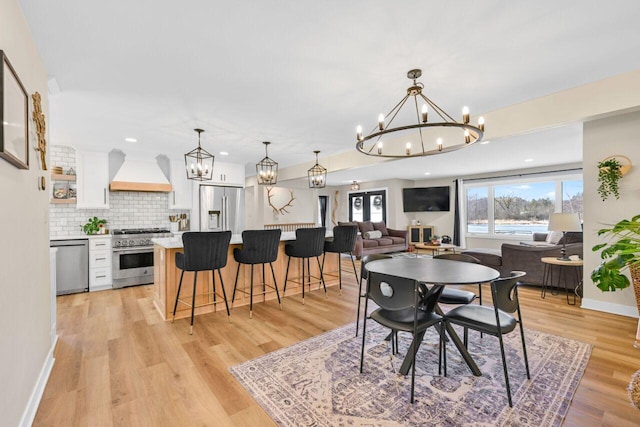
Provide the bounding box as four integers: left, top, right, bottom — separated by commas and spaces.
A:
349, 190, 386, 223
465, 173, 582, 237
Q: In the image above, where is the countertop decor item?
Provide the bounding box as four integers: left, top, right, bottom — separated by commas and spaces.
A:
256, 141, 278, 185
592, 214, 640, 347
597, 155, 631, 201
307, 150, 326, 188
0, 50, 29, 169
355, 68, 485, 158
184, 128, 214, 181
81, 216, 107, 235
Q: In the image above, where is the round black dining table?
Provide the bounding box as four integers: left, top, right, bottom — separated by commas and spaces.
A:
365, 257, 500, 377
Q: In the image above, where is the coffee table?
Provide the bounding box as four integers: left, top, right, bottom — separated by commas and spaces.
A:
414, 243, 458, 257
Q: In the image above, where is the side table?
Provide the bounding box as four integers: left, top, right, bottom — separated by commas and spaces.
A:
541, 256, 583, 305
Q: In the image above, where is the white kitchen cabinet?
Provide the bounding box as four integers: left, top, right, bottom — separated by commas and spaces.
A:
168, 160, 193, 209
76, 150, 110, 209
89, 236, 112, 291
210, 161, 245, 186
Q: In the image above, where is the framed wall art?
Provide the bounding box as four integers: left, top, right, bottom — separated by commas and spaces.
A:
0, 50, 29, 169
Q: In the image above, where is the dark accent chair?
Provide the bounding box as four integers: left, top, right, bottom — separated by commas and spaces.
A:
356, 254, 392, 336
283, 227, 327, 304
433, 253, 482, 305
232, 229, 282, 318
360, 271, 446, 403
323, 225, 359, 294
173, 231, 232, 334
444, 271, 530, 407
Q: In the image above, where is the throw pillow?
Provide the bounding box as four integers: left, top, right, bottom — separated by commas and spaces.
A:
545, 231, 563, 244
363, 230, 382, 239
373, 221, 389, 236
358, 221, 374, 234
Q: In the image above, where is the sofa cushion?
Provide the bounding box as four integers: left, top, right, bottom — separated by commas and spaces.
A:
361, 239, 379, 248
373, 221, 389, 236
461, 248, 502, 267
376, 237, 394, 246
558, 231, 583, 245
363, 230, 382, 239
388, 236, 406, 245
358, 221, 374, 234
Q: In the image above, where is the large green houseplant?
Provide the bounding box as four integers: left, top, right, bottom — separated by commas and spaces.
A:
592, 214, 640, 291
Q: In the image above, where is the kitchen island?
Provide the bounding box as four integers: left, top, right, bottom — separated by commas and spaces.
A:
152, 231, 339, 320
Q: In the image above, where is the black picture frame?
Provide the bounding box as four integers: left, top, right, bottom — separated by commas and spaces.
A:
0, 50, 29, 170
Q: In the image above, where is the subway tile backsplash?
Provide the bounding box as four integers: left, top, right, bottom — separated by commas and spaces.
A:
50, 146, 189, 238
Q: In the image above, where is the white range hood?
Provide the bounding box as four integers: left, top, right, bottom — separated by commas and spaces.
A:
110, 157, 172, 192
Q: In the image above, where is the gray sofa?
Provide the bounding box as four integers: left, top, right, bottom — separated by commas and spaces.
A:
340, 221, 408, 258
463, 232, 583, 289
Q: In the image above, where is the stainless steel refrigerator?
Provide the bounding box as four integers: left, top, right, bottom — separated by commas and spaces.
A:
199, 184, 245, 234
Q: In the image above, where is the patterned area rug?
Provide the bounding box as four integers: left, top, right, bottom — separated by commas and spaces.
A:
230, 322, 591, 426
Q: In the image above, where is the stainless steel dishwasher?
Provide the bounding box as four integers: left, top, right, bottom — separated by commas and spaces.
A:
50, 239, 89, 295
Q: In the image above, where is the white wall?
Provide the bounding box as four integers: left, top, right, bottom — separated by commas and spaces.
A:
0, 1, 53, 425
582, 111, 640, 317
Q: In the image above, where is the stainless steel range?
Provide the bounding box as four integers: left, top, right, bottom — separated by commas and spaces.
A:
111, 228, 171, 288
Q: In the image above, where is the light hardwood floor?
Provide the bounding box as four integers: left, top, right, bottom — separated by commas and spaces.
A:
35, 260, 640, 426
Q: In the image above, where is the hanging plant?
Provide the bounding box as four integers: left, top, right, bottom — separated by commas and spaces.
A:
597, 158, 623, 201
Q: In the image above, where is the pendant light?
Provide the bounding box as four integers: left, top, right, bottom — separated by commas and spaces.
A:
184, 129, 214, 181
307, 150, 327, 188
256, 141, 278, 185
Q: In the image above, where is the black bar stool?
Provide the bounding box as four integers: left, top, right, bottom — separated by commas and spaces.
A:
283, 227, 327, 304
231, 229, 282, 318
172, 231, 232, 334
322, 225, 359, 295
356, 253, 392, 336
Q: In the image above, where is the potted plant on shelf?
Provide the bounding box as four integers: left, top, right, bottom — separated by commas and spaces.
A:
81, 216, 107, 235
597, 157, 623, 201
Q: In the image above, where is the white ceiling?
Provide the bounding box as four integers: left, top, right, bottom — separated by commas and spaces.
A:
17, 0, 640, 185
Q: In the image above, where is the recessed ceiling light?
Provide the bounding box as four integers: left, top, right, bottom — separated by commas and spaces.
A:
220, 151, 229, 156
424, 172, 431, 175
125, 137, 137, 142
480, 140, 491, 145
524, 158, 534, 162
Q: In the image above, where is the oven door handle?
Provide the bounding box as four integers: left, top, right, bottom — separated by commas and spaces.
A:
112, 247, 154, 255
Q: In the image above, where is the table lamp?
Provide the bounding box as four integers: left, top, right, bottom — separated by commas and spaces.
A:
547, 213, 582, 260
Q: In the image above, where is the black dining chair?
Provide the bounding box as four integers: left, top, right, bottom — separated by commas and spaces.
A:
322, 225, 359, 295
360, 271, 447, 403
231, 229, 282, 318
172, 231, 232, 334
433, 253, 482, 305
283, 227, 327, 303
355, 254, 392, 336
443, 271, 529, 407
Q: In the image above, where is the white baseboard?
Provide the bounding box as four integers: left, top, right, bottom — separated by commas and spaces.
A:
581, 298, 639, 318
19, 335, 57, 427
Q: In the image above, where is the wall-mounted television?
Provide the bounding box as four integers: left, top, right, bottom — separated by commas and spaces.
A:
402, 186, 450, 212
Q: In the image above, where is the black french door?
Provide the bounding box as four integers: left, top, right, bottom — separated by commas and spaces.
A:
349, 190, 386, 223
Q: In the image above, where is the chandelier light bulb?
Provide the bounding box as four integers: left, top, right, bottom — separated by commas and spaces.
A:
377, 141, 383, 154
421, 104, 428, 123
356, 125, 363, 141
462, 106, 470, 124
478, 116, 485, 131
378, 114, 385, 131
406, 142, 411, 156
437, 138, 443, 152
464, 130, 470, 144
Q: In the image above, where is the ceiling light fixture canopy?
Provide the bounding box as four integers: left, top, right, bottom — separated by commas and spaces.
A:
356, 69, 485, 158
256, 141, 278, 185
308, 150, 327, 188
185, 128, 214, 181
351, 181, 360, 190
